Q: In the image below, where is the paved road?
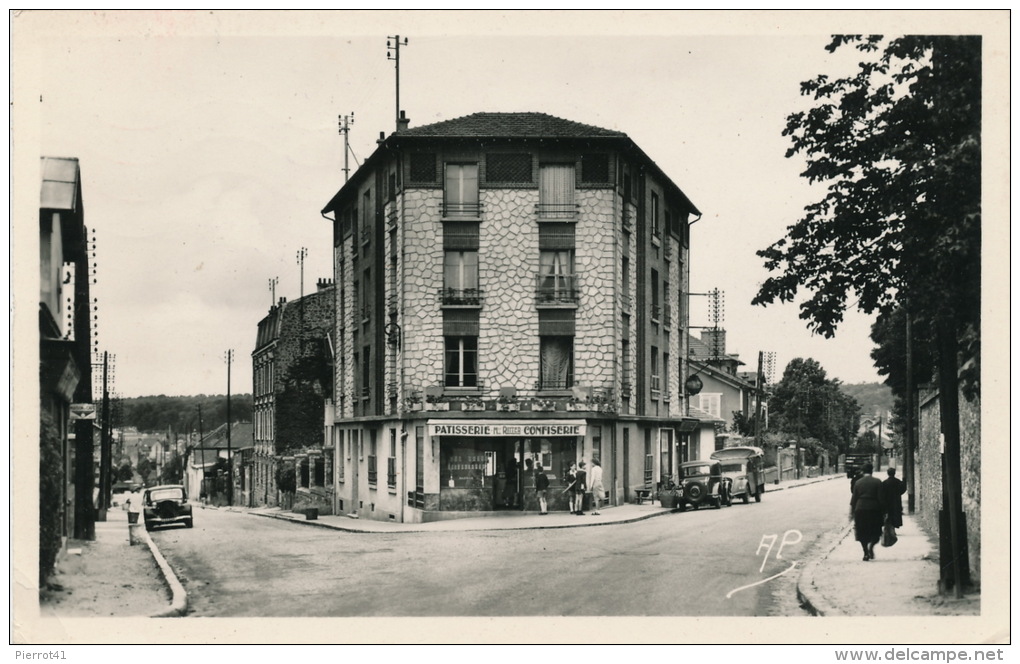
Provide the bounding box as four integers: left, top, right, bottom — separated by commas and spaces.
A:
152, 478, 849, 617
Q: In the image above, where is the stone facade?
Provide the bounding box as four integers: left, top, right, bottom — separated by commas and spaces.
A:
916, 385, 981, 584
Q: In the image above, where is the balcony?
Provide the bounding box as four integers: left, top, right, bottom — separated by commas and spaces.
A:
443, 202, 482, 219
439, 287, 484, 307
535, 274, 579, 307
535, 203, 578, 221
535, 377, 574, 392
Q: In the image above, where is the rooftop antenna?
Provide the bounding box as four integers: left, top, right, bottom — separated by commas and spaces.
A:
386, 35, 409, 131
268, 276, 278, 307
338, 112, 355, 182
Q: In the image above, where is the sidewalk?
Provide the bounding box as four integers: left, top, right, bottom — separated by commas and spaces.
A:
796, 511, 980, 616
39, 472, 977, 619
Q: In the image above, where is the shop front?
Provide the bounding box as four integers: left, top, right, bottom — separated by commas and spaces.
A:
429, 420, 586, 513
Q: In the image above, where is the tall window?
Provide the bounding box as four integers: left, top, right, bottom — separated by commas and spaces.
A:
444, 163, 479, 217
539, 336, 574, 390
368, 430, 378, 485
444, 336, 478, 387
698, 393, 722, 419
538, 164, 575, 219
663, 281, 671, 326
663, 352, 670, 399
651, 269, 660, 321
622, 339, 632, 394
362, 345, 371, 398
651, 192, 661, 239
387, 429, 397, 488
443, 250, 479, 304
650, 346, 660, 394
621, 256, 630, 308
537, 250, 576, 303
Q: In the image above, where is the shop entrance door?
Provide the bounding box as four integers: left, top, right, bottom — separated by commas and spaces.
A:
495, 439, 523, 510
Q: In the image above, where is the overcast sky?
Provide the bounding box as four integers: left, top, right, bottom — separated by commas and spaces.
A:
15, 10, 1003, 398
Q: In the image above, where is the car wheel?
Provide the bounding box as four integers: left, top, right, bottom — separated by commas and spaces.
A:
724, 490, 732, 507
686, 482, 705, 504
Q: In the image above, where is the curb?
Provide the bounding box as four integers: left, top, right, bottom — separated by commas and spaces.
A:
246, 504, 679, 533
134, 525, 188, 617
796, 521, 853, 617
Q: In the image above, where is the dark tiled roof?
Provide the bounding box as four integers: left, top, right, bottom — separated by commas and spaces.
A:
396, 112, 627, 139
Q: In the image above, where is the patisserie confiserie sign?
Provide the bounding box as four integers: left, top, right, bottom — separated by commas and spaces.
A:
428, 420, 585, 437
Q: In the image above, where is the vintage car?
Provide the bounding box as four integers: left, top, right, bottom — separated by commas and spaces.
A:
677, 460, 732, 510
711, 446, 766, 504
142, 484, 193, 531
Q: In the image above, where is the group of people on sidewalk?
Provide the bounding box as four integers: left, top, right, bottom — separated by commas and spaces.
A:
849, 463, 907, 561
561, 458, 606, 515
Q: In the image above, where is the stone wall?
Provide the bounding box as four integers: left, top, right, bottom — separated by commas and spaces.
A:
401, 189, 445, 393
917, 386, 981, 584
574, 189, 616, 393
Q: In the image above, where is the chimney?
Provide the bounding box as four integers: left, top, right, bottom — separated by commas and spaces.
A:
316, 278, 334, 292
700, 329, 726, 357
397, 110, 410, 131
377, 131, 386, 145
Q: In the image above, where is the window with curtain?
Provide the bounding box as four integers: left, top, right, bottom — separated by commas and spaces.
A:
537, 250, 576, 303
651, 192, 661, 239
538, 164, 576, 219
444, 163, 479, 217
651, 346, 660, 393
539, 336, 574, 390
443, 250, 479, 304
444, 336, 478, 387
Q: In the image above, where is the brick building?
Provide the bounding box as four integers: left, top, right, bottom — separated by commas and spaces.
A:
251, 279, 335, 510
321, 112, 703, 522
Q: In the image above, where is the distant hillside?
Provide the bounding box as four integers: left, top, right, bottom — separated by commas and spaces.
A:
117, 394, 253, 433
841, 382, 894, 417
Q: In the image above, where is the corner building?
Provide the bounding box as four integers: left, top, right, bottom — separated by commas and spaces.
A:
322, 112, 702, 522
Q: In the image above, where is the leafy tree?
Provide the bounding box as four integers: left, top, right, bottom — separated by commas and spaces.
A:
768, 358, 860, 457
160, 454, 184, 485
755, 35, 979, 590
39, 411, 63, 586
276, 354, 330, 455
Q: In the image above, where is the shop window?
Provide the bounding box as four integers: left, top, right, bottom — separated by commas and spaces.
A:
445, 336, 478, 388
591, 426, 602, 464
444, 163, 479, 217
539, 336, 574, 390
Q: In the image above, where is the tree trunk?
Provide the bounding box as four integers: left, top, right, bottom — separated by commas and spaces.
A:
936, 315, 969, 596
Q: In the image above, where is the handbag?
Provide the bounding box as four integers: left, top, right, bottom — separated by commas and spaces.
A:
881, 519, 898, 547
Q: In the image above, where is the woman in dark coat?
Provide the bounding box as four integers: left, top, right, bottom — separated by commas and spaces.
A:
882, 467, 907, 529
850, 463, 885, 561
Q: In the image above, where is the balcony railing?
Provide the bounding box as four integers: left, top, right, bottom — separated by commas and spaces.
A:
440, 287, 484, 306
535, 274, 579, 306
651, 304, 661, 322
535, 203, 578, 221
650, 374, 661, 392
535, 377, 575, 391
443, 202, 482, 218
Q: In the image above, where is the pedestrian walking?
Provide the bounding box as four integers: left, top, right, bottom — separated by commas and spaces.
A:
882, 467, 907, 529
564, 462, 578, 514
588, 457, 605, 515
573, 460, 588, 515
535, 462, 550, 515
850, 462, 885, 561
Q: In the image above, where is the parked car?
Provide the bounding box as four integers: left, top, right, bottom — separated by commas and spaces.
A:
711, 446, 766, 504
677, 460, 732, 510
142, 484, 193, 531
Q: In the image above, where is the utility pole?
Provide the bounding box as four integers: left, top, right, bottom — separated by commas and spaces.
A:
98, 351, 111, 517
269, 277, 278, 308
386, 35, 409, 131
296, 247, 308, 335
754, 351, 764, 447
225, 349, 233, 506
339, 112, 355, 182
